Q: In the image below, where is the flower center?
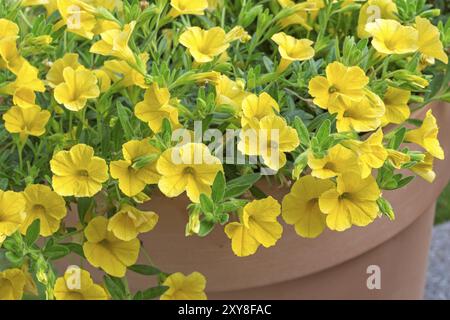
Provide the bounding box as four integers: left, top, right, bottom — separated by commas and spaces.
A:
183, 167, 195, 175
328, 86, 337, 94
77, 170, 89, 177
32, 204, 46, 215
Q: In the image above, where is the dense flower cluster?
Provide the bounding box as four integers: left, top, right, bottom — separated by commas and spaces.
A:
0, 0, 449, 300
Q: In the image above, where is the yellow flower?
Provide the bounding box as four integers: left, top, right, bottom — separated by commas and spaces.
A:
54, 67, 100, 111
342, 129, 388, 178
21, 0, 58, 16
282, 175, 334, 238
54, 267, 108, 300
224, 26, 251, 43
134, 83, 180, 133
169, 0, 208, 17
3, 105, 51, 141
93, 69, 111, 92
224, 196, 283, 257
156, 143, 223, 203
0, 19, 25, 74
50, 144, 109, 197
46, 53, 83, 88
0, 190, 26, 239
90, 22, 136, 64
319, 172, 381, 231
161, 272, 207, 300
238, 115, 300, 170
415, 17, 448, 65
215, 74, 249, 113
381, 86, 410, 125
308, 61, 369, 111
365, 19, 419, 55
277, 0, 323, 30
56, 0, 97, 39
386, 149, 410, 169
240, 92, 280, 128
405, 110, 444, 160
2, 61, 45, 97
335, 90, 385, 132
108, 204, 158, 241
83, 216, 140, 277
0, 268, 26, 300
179, 27, 230, 63
103, 54, 149, 88
357, 0, 398, 38
410, 152, 435, 183
308, 143, 360, 179
110, 139, 161, 197
271, 32, 315, 72
19, 184, 67, 237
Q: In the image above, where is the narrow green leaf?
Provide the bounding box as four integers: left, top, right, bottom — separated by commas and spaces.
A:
25, 219, 40, 246
128, 264, 161, 276
211, 172, 226, 203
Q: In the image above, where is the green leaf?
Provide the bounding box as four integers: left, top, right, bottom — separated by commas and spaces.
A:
43, 244, 70, 260
198, 220, 215, 237
104, 275, 127, 300
224, 173, 261, 198
128, 264, 161, 276
5, 251, 22, 266
316, 119, 331, 144
377, 197, 395, 220
220, 199, 248, 213
293, 116, 310, 147
116, 102, 134, 140
25, 219, 40, 246
211, 172, 226, 203
199, 194, 214, 214
62, 243, 85, 258
389, 127, 406, 150
142, 285, 169, 300
77, 197, 93, 225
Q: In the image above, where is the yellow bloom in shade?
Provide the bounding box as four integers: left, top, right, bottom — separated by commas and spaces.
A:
215, 74, 249, 113
405, 110, 444, 160
21, 0, 58, 16
90, 22, 136, 64
238, 115, 300, 170
179, 27, 229, 63
271, 32, 314, 73
93, 69, 111, 92
386, 149, 410, 169
103, 54, 149, 89
83, 216, 140, 277
19, 185, 67, 237
308, 144, 360, 179
3, 105, 51, 141
56, 0, 97, 39
169, 0, 208, 17
54, 267, 108, 300
357, 0, 398, 38
415, 17, 448, 65
0, 190, 26, 239
381, 86, 410, 126
161, 272, 207, 300
319, 172, 381, 231
110, 139, 161, 197
308, 61, 369, 111
335, 90, 385, 132
0, 269, 26, 300
54, 67, 100, 111
343, 129, 388, 178
0, 19, 25, 74
225, 196, 283, 257
156, 143, 223, 203
134, 83, 180, 133
277, 0, 323, 30
365, 19, 419, 55
240, 92, 280, 128
46, 53, 83, 88
282, 175, 334, 238
50, 144, 109, 197
108, 204, 158, 241
410, 152, 436, 183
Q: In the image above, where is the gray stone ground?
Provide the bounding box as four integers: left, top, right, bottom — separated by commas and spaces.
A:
425, 222, 450, 299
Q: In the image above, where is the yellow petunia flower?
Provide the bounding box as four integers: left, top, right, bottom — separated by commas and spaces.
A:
134, 83, 180, 133
0, 268, 26, 300
93, 69, 111, 92
56, 0, 97, 39
179, 27, 230, 63
54, 267, 108, 300
46, 53, 83, 88
271, 32, 315, 73
238, 115, 300, 170
386, 149, 411, 169
240, 92, 280, 128
410, 152, 436, 183
160, 272, 207, 300
156, 143, 223, 203
277, 0, 323, 30
357, 0, 398, 38
365, 19, 419, 55
0, 19, 25, 74
108, 204, 158, 241
415, 17, 448, 66
215, 74, 250, 113
2, 61, 46, 97
50, 144, 109, 197
381, 86, 410, 126
54, 67, 100, 111
169, 0, 208, 18
90, 22, 136, 64
405, 110, 444, 160
103, 54, 149, 88
225, 196, 283, 257
21, 0, 58, 16
83, 216, 140, 277
3, 105, 51, 141
319, 172, 381, 231
19, 184, 67, 237
110, 139, 161, 197
334, 90, 385, 132
343, 129, 388, 178
308, 61, 369, 111
282, 175, 334, 238
0, 190, 26, 239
